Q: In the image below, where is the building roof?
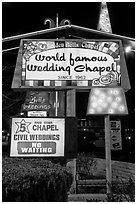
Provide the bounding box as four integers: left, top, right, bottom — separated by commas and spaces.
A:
2, 24, 135, 52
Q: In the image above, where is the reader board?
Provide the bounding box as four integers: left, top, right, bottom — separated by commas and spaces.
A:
10, 117, 77, 157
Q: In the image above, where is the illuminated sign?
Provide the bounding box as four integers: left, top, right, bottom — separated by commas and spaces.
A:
20, 40, 121, 87
87, 87, 128, 115
10, 118, 65, 157
22, 91, 52, 111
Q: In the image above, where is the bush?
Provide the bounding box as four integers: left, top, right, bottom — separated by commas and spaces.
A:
107, 177, 135, 202
2, 157, 73, 202
77, 152, 103, 180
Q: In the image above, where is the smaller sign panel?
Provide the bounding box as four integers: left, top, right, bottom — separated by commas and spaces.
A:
10, 118, 65, 157
110, 121, 122, 150
22, 91, 52, 111
28, 111, 47, 117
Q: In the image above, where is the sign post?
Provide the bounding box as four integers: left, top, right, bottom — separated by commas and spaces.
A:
87, 87, 128, 194
105, 115, 112, 194
66, 89, 77, 194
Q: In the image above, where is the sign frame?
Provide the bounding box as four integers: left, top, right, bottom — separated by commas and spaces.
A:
12, 39, 130, 91
10, 117, 77, 158
110, 120, 122, 150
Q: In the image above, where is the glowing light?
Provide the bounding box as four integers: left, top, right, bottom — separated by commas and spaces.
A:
116, 97, 121, 102
119, 106, 125, 112
88, 109, 95, 114
106, 96, 113, 103
101, 102, 107, 108
125, 46, 135, 53
98, 99, 103, 105
104, 9, 108, 14
97, 107, 103, 112
94, 89, 100, 95
90, 96, 96, 101
97, 2, 112, 33
87, 88, 128, 115
108, 90, 113, 95
108, 109, 115, 114
125, 46, 132, 53
113, 89, 119, 95
100, 93, 106, 99
111, 102, 118, 108
91, 102, 98, 108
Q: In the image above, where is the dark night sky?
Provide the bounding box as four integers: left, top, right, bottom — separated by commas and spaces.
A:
2, 2, 135, 119
2, 2, 135, 38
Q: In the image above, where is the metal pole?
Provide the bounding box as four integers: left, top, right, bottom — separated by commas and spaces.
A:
66, 90, 76, 194
55, 91, 58, 117
104, 114, 112, 194
56, 13, 59, 27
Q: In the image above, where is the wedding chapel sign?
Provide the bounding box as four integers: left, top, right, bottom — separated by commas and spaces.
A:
10, 118, 65, 157
10, 117, 77, 157
12, 39, 130, 90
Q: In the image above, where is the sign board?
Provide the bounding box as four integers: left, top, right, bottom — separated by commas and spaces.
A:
22, 91, 52, 111
110, 120, 122, 150
10, 118, 65, 157
12, 39, 129, 89
28, 111, 47, 117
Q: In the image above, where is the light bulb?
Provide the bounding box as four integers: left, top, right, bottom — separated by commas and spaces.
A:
106, 96, 113, 102
91, 102, 98, 108
101, 102, 107, 108
100, 93, 106, 99
111, 102, 118, 108
97, 107, 103, 112
116, 97, 121, 102
108, 109, 115, 114
90, 96, 96, 101
119, 106, 125, 112
89, 109, 95, 114
94, 89, 100, 95
113, 89, 119, 95
108, 90, 113, 95
104, 9, 108, 14
98, 99, 103, 105
125, 46, 132, 53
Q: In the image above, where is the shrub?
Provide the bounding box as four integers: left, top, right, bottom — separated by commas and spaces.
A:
107, 177, 135, 202
2, 157, 73, 202
77, 152, 99, 180
86, 177, 135, 202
